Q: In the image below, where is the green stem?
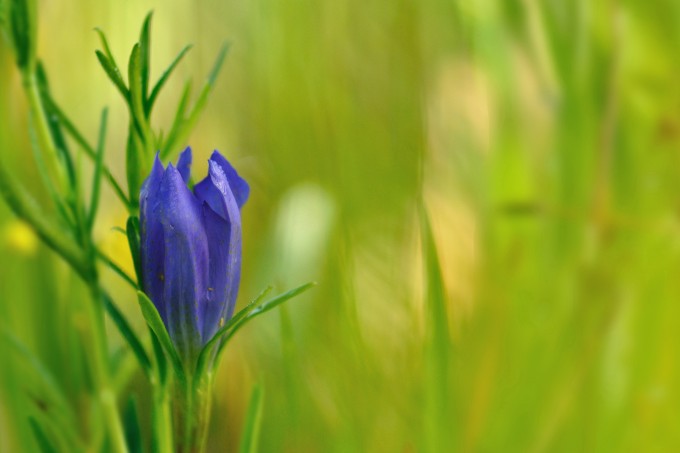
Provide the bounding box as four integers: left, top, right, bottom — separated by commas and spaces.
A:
86, 286, 130, 453
174, 373, 214, 453
22, 70, 69, 196
153, 384, 174, 453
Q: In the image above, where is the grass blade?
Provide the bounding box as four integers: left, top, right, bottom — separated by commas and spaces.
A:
124, 396, 143, 453
420, 206, 451, 453
238, 383, 264, 453
28, 418, 59, 453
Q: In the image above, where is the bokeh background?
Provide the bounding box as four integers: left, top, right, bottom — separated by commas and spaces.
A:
2, 0, 680, 451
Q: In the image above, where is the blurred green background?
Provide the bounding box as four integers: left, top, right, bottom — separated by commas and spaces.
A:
2, 0, 680, 451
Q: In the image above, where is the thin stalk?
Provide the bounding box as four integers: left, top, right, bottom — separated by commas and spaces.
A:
173, 373, 213, 453
22, 71, 70, 197
85, 285, 130, 453
152, 383, 174, 453
21, 63, 129, 453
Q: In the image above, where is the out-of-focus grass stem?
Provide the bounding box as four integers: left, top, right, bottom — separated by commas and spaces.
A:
21, 70, 70, 201
85, 285, 130, 453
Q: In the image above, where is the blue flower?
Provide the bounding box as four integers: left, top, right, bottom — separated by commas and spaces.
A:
139, 147, 249, 362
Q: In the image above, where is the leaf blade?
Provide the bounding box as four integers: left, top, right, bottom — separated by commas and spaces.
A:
137, 291, 186, 384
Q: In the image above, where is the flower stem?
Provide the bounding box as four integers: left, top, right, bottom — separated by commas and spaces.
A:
22, 70, 70, 197
153, 383, 174, 453
174, 373, 214, 453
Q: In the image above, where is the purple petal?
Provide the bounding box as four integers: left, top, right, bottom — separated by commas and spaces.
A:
176, 147, 192, 183
158, 164, 209, 361
196, 159, 243, 336
140, 155, 166, 320
209, 151, 250, 209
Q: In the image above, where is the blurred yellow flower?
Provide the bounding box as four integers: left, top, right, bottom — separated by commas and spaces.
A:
3, 220, 38, 255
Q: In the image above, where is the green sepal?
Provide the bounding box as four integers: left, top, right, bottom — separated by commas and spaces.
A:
217, 282, 316, 358
137, 291, 186, 386
194, 286, 273, 379
150, 327, 168, 386
126, 216, 143, 285
195, 282, 316, 379
238, 383, 264, 453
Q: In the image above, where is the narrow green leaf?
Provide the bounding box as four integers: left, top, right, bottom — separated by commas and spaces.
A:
39, 95, 130, 207
101, 291, 151, 374
206, 42, 230, 86
94, 27, 116, 65
124, 396, 143, 453
214, 282, 316, 368
238, 383, 264, 453
126, 216, 143, 285
128, 43, 149, 142
35, 62, 76, 189
95, 50, 129, 100
147, 44, 192, 113
9, 0, 37, 70
26, 117, 75, 229
150, 328, 168, 386
195, 286, 273, 379
420, 206, 451, 453
27, 398, 82, 451
185, 42, 230, 126
137, 291, 185, 384
162, 44, 230, 159
96, 248, 137, 289
87, 107, 108, 230
0, 330, 76, 426
28, 417, 59, 453
139, 12, 153, 109
160, 79, 192, 158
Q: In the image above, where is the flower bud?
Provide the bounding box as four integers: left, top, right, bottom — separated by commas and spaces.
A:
139, 147, 249, 362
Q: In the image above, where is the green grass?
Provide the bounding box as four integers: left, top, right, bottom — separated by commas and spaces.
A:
2, 0, 680, 451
